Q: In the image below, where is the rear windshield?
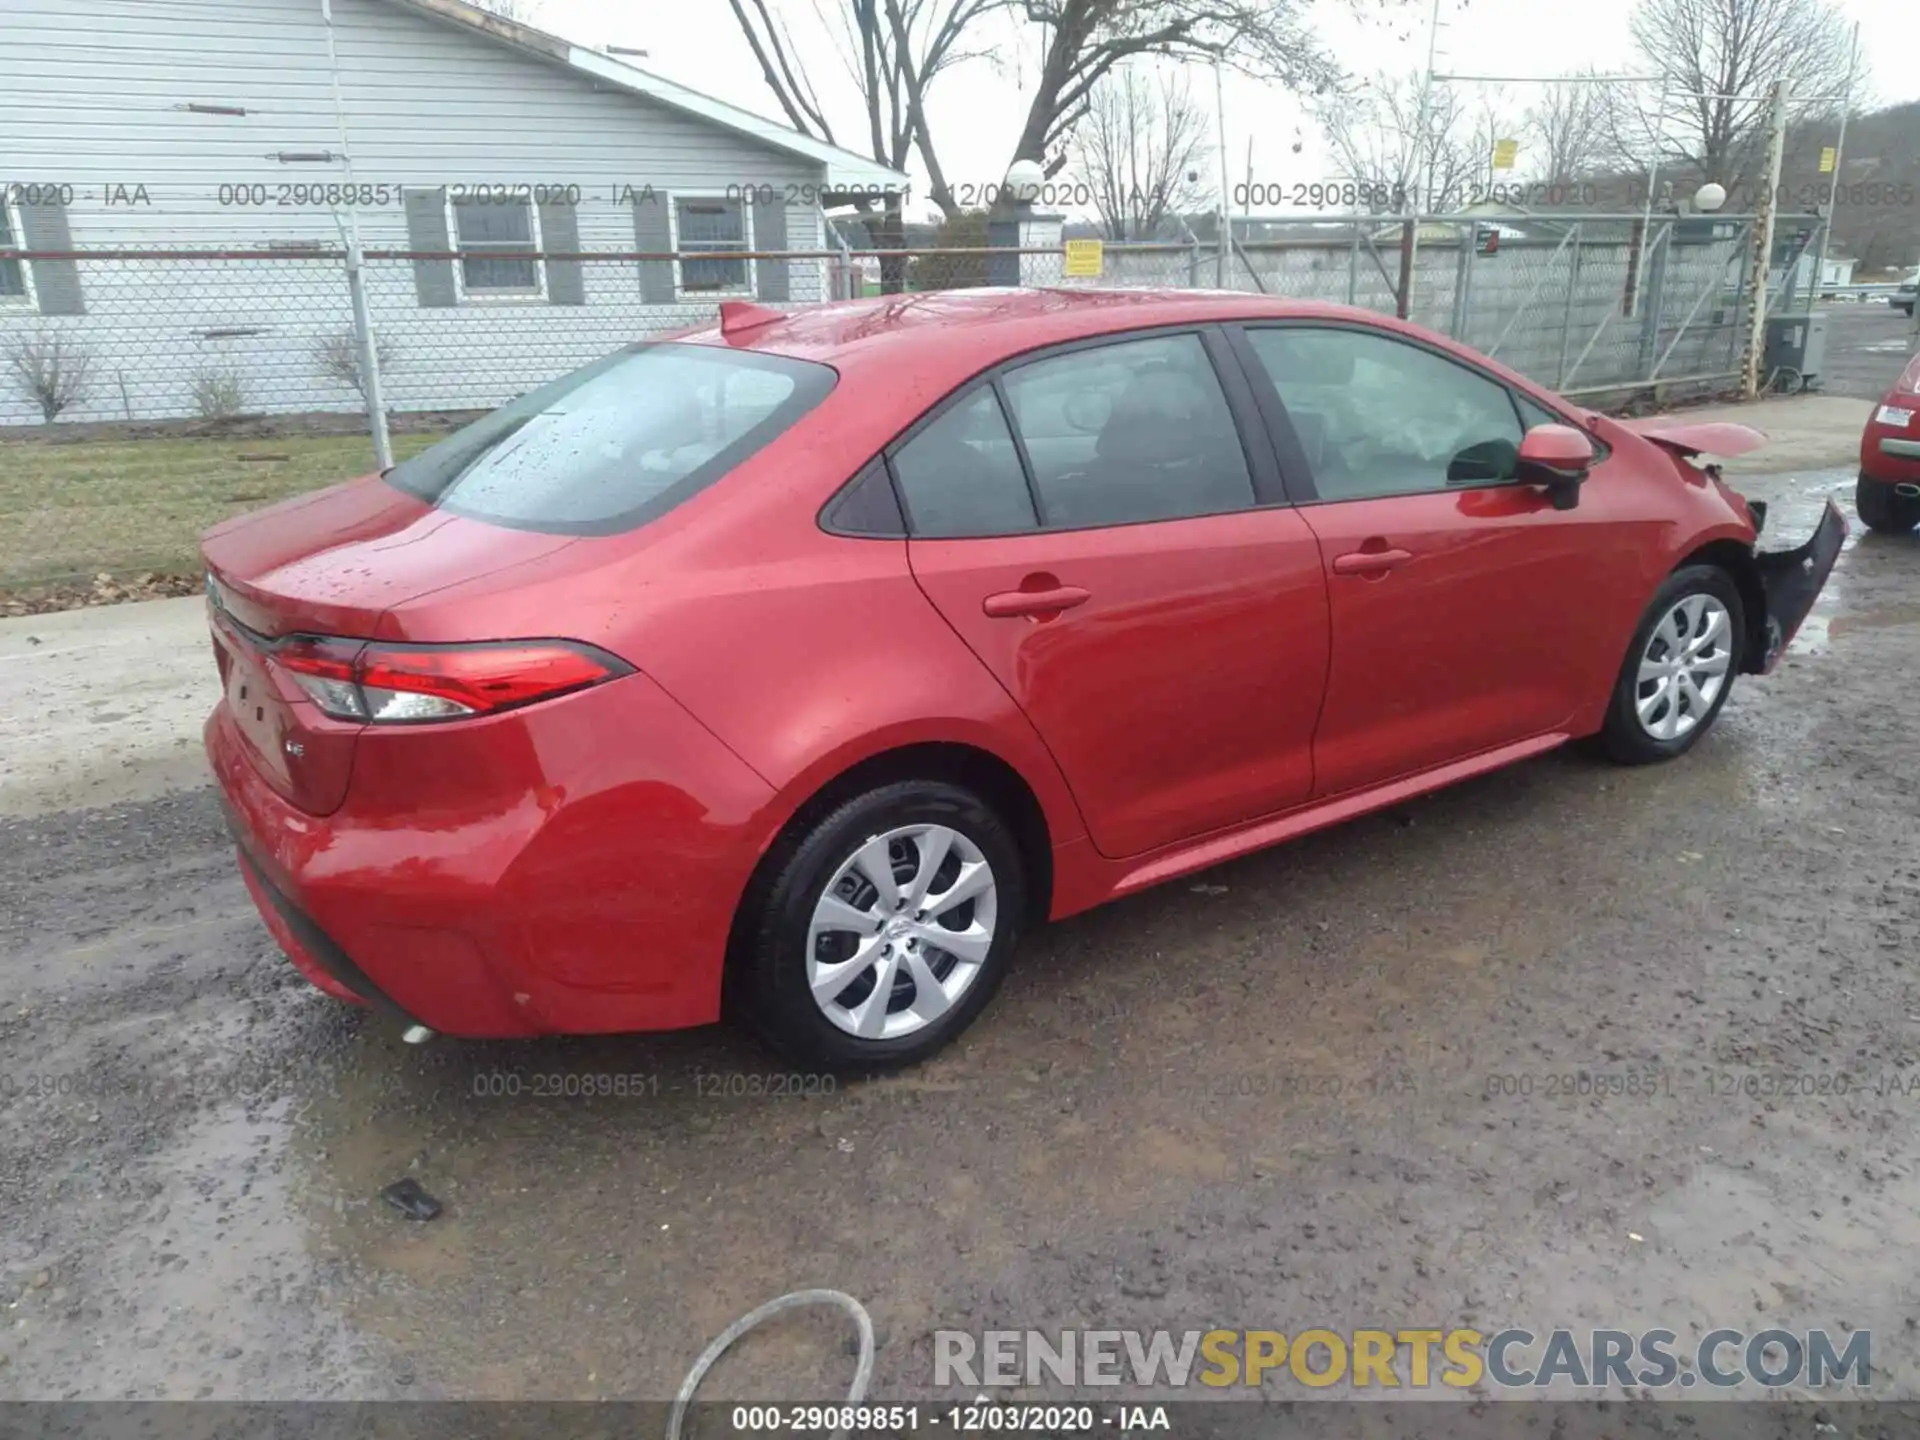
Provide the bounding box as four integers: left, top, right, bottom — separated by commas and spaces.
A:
384, 343, 836, 533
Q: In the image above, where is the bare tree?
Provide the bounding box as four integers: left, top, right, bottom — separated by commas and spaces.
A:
728, 0, 988, 220
728, 0, 1361, 225
1006, 1, 1343, 197
1621, 0, 1855, 187
1071, 66, 1211, 239
1320, 72, 1515, 212
1525, 75, 1615, 186
4, 331, 93, 423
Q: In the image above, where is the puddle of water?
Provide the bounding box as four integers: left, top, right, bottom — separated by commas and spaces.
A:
15, 1097, 369, 1399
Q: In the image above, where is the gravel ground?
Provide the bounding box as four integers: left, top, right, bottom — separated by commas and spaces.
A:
2, 466, 1918, 1409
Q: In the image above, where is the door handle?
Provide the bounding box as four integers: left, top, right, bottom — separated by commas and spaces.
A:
982, 584, 1090, 619
1332, 547, 1413, 576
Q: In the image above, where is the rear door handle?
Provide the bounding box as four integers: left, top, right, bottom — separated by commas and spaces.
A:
1332, 547, 1414, 575
982, 585, 1090, 619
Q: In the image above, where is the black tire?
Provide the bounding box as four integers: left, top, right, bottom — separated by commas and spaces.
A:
1857, 476, 1920, 535
1599, 565, 1745, 765
733, 780, 1025, 1072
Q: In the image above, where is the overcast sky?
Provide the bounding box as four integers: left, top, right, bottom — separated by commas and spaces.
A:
529, 0, 1914, 218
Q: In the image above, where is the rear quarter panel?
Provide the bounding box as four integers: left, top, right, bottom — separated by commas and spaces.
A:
375, 415, 1092, 880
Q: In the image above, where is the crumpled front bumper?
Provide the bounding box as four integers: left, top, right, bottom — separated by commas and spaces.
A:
1749, 498, 1847, 673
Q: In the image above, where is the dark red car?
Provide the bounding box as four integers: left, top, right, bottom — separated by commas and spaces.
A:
1858, 348, 1920, 533
203, 290, 1844, 1068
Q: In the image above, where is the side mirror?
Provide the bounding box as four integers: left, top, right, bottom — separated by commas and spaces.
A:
1517, 424, 1596, 510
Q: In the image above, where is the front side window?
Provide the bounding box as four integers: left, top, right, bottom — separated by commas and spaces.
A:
452, 196, 542, 297
676, 198, 749, 293
1244, 327, 1525, 500
1000, 333, 1255, 528
384, 342, 834, 533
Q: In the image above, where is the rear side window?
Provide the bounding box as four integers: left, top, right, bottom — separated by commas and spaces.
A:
385, 343, 834, 533
1001, 333, 1255, 528
892, 388, 1038, 537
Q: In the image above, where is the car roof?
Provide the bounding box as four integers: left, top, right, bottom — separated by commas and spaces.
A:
679, 287, 1373, 377
668, 287, 1572, 433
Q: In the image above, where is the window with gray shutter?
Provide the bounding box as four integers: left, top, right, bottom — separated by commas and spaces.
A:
751, 195, 788, 302
404, 188, 457, 307
538, 198, 585, 305
674, 197, 748, 293
631, 189, 674, 303
451, 196, 542, 296
0, 201, 27, 301
12, 191, 84, 315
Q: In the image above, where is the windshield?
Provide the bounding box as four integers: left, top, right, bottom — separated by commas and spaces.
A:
385, 343, 836, 534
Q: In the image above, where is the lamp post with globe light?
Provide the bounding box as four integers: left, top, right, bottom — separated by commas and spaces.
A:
990, 159, 1048, 287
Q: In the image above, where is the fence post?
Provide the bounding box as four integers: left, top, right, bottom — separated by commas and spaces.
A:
1558, 224, 1582, 387
1726, 221, 1753, 376
1635, 223, 1670, 382
1347, 226, 1360, 306
1450, 224, 1473, 340
1395, 218, 1415, 319
1743, 80, 1790, 398
344, 224, 392, 471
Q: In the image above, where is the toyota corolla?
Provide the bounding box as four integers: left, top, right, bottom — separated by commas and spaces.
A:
202, 289, 1844, 1068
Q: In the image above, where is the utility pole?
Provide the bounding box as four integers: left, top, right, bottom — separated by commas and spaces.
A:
321, 0, 392, 470
1403, 0, 1444, 319
1808, 21, 1860, 304
1213, 53, 1231, 288
1742, 80, 1790, 399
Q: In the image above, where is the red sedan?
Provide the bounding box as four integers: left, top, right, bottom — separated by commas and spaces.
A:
1858, 348, 1920, 533
203, 290, 1843, 1068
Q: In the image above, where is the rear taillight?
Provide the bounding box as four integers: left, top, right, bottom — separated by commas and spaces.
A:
271, 638, 629, 724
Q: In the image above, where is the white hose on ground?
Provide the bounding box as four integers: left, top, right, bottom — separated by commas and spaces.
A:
669, 1288, 876, 1440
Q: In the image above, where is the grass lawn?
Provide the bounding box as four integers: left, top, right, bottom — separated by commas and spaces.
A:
0, 431, 441, 589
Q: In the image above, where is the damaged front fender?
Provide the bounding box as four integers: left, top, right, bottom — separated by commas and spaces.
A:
1746, 499, 1847, 674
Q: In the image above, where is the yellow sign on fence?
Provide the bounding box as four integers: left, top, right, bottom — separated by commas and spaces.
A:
1491, 139, 1520, 172
1063, 238, 1104, 278
1819, 146, 1838, 174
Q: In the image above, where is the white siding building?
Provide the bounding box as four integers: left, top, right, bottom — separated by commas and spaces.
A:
0, 0, 907, 424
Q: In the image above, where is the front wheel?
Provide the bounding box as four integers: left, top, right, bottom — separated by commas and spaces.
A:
733, 780, 1025, 1072
1857, 476, 1920, 534
1599, 566, 1745, 765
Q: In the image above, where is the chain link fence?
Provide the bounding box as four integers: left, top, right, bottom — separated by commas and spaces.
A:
0, 213, 1821, 598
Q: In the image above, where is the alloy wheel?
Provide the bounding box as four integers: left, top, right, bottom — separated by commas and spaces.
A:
1635, 593, 1733, 741
806, 824, 998, 1041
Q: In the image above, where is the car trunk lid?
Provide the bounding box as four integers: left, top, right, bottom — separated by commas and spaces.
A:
201, 474, 577, 814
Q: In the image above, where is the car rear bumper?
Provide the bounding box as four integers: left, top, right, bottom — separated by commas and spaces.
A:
1861, 422, 1920, 484
205, 668, 779, 1039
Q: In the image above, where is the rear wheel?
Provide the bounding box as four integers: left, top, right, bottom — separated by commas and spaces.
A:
1857, 476, 1920, 534
1599, 565, 1744, 765
734, 781, 1025, 1071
